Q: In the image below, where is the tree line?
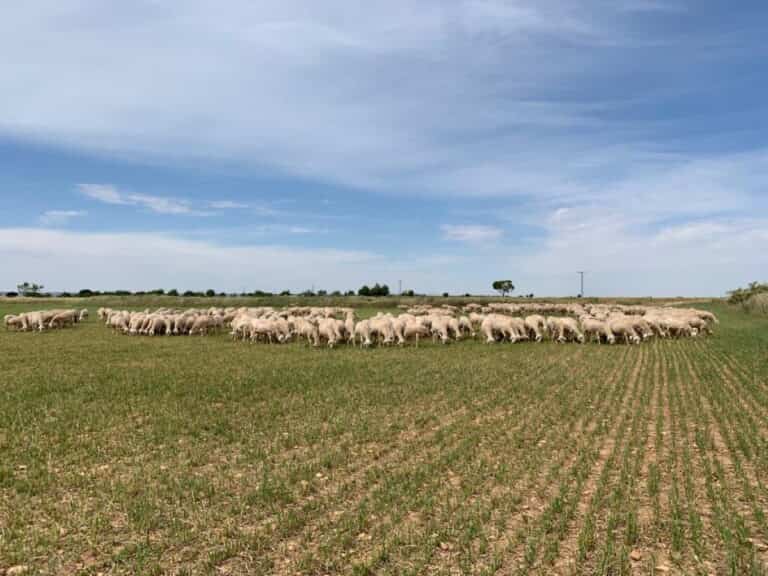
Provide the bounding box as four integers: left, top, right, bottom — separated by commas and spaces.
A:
7, 280, 531, 299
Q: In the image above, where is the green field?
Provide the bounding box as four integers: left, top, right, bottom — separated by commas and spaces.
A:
2, 299, 768, 575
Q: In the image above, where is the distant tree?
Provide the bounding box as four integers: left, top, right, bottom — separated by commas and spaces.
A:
358, 285, 371, 296
279, 290, 291, 296
300, 290, 315, 297
330, 290, 342, 296
345, 290, 356, 296
149, 289, 165, 295
17, 282, 44, 297
442, 292, 450, 298
167, 289, 179, 296
317, 289, 328, 296
368, 283, 390, 296
5, 292, 18, 298
205, 289, 216, 297
78, 289, 95, 297
182, 290, 198, 297
492, 280, 514, 297
402, 289, 415, 297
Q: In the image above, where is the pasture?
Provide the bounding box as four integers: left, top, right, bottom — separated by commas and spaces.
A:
1, 298, 767, 575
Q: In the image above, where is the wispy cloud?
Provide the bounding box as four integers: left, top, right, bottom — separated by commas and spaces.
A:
79, 183, 202, 215
2, 1, 744, 198
79, 184, 127, 205
441, 224, 503, 243
39, 210, 86, 226
209, 200, 249, 209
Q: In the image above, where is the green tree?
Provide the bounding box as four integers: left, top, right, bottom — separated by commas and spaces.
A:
492, 280, 514, 297
369, 283, 390, 296
17, 282, 44, 297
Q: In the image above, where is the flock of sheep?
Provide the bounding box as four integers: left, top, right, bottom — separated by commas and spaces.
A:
89, 302, 717, 347
4, 308, 88, 331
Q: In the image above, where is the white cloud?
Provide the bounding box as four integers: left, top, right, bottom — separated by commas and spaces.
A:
1, 2, 765, 297
441, 224, 503, 243
287, 226, 314, 235
0, 1, 718, 198
209, 200, 248, 209
78, 183, 201, 215
0, 228, 375, 293
39, 210, 86, 226
79, 184, 126, 205
0, 228, 467, 294
0, 222, 765, 296
127, 193, 196, 215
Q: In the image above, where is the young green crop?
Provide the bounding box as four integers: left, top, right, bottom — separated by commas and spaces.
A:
1, 298, 767, 574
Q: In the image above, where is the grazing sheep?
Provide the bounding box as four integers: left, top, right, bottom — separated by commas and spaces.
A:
524, 315, 546, 342
370, 315, 396, 345
607, 318, 640, 345
354, 319, 373, 347
88, 302, 715, 348
295, 317, 320, 347
458, 316, 474, 338
317, 318, 340, 348
4, 315, 23, 331
580, 317, 615, 344
48, 310, 77, 330
189, 316, 212, 336
403, 318, 431, 346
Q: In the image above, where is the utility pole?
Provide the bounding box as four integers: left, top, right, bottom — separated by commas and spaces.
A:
398, 279, 402, 295
577, 271, 585, 297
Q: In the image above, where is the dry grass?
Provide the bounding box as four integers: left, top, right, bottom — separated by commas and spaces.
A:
1, 299, 767, 575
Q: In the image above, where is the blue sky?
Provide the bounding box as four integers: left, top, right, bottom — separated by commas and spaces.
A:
1, 1, 767, 295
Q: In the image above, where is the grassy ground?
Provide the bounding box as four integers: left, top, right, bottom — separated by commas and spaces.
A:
1, 299, 767, 575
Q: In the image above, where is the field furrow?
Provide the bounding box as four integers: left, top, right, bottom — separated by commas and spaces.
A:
673, 342, 768, 573
496, 346, 646, 574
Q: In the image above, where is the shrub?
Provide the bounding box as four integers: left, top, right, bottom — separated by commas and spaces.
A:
5, 292, 18, 298
743, 293, 768, 315
728, 282, 768, 305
